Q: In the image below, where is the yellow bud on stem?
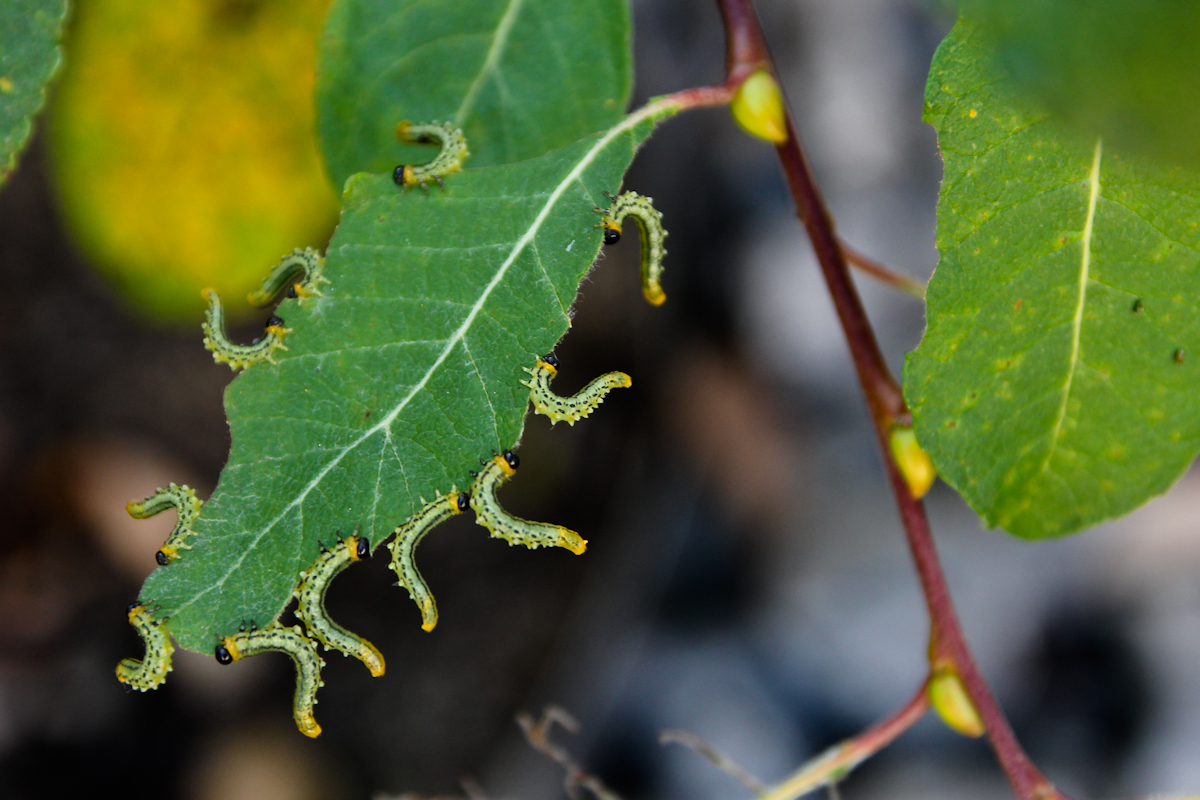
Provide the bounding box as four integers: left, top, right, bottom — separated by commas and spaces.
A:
889, 426, 936, 499
928, 666, 985, 738
731, 70, 788, 144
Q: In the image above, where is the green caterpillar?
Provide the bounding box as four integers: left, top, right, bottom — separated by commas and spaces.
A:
387, 491, 469, 632
522, 354, 632, 426
596, 191, 668, 306
201, 288, 291, 371
247, 247, 330, 307
116, 603, 174, 692
470, 451, 587, 553
294, 533, 386, 677
215, 623, 325, 738
393, 121, 469, 191
126, 483, 202, 565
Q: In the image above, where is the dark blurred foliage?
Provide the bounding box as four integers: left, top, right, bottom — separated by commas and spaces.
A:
0, 1, 1181, 799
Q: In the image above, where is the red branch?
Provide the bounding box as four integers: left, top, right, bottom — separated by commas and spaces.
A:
713, 2, 1068, 799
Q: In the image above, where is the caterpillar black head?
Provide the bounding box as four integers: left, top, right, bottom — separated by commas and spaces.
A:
287, 283, 299, 299
354, 536, 370, 560
215, 643, 234, 665
392, 165, 410, 186
266, 316, 285, 330
155, 549, 171, 566
543, 353, 559, 368
503, 450, 520, 470
126, 601, 144, 614
455, 491, 470, 513
602, 227, 621, 245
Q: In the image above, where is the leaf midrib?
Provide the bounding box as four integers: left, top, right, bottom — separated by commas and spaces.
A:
173, 111, 649, 616
454, 0, 525, 126
1034, 137, 1104, 486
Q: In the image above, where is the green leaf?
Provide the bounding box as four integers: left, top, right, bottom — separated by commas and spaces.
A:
959, 0, 1200, 170
316, 0, 631, 190
142, 115, 662, 652
906, 19, 1200, 539
0, 0, 67, 185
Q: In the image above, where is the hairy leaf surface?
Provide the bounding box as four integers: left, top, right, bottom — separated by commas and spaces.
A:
0, 0, 67, 184
317, 0, 631, 189
906, 20, 1200, 538
143, 117, 660, 651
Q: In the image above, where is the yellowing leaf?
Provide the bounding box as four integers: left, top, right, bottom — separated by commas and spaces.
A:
49, 0, 338, 319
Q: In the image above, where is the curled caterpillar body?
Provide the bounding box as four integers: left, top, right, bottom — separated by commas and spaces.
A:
521, 354, 631, 426
470, 451, 586, 554
294, 534, 385, 676
387, 491, 469, 632
596, 191, 668, 306
247, 247, 330, 307
392, 121, 469, 191
202, 288, 292, 371
116, 603, 174, 692
215, 624, 325, 738
127, 483, 202, 565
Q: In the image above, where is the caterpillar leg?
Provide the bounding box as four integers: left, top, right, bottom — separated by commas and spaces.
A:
469, 451, 586, 554
387, 491, 469, 632
595, 191, 668, 306
215, 623, 325, 738
294, 534, 385, 676
392, 121, 469, 192
247, 247, 330, 307
115, 603, 174, 691
521, 354, 631, 426
127, 483, 202, 565
201, 288, 292, 372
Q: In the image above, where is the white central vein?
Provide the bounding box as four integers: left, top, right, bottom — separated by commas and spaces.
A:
181, 109, 653, 616
455, 0, 524, 126
1045, 138, 1103, 457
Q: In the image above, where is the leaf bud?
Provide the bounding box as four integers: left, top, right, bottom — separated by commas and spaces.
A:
731, 70, 788, 144
889, 425, 936, 499
929, 666, 985, 738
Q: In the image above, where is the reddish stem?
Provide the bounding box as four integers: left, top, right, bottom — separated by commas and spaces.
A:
713, 2, 1067, 799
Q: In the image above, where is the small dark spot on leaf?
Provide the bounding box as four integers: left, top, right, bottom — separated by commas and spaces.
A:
1174, 349, 1185, 364
1014, 299, 1023, 311
1133, 298, 1144, 314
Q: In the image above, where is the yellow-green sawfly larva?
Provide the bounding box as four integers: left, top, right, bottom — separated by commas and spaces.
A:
115, 603, 174, 692
247, 247, 330, 307
392, 121, 469, 191
521, 354, 631, 426
201, 288, 292, 372
387, 491, 469, 631
469, 451, 587, 554
126, 483, 202, 566
215, 623, 325, 738
596, 191, 668, 306
294, 534, 385, 676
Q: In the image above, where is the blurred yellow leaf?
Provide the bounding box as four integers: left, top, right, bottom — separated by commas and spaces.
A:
49, 0, 338, 319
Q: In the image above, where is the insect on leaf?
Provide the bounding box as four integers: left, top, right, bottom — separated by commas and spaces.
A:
906, 19, 1200, 538
317, 0, 632, 188
141, 116, 663, 652
0, 0, 67, 185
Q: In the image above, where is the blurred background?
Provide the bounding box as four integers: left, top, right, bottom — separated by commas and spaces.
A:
1, 0, 1199, 798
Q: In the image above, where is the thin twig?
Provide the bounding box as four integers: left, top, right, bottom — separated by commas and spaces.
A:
756, 683, 929, 800
659, 729, 768, 793
713, 2, 1070, 799
517, 707, 622, 800
840, 240, 926, 298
